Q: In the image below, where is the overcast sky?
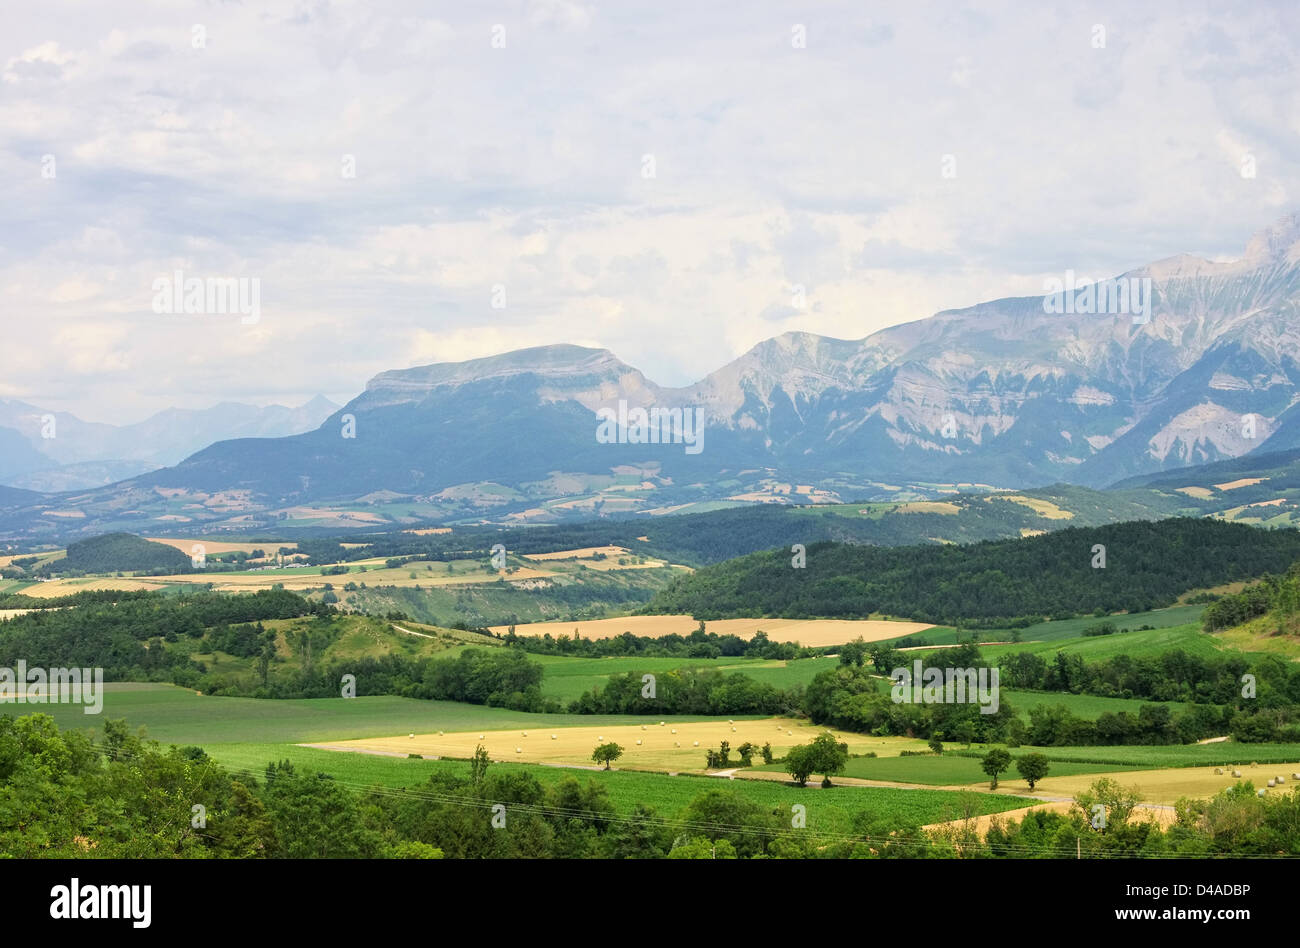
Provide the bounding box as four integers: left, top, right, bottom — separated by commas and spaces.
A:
3, 0, 1297, 423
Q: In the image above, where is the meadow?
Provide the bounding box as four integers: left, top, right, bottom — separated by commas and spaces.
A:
197, 743, 1036, 833
33, 683, 745, 745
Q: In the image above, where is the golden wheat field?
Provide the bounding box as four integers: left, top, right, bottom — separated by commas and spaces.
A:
146, 538, 299, 555
958, 762, 1300, 806
304, 718, 926, 772
490, 615, 935, 647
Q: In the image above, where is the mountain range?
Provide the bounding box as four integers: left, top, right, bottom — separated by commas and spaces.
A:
4, 213, 1300, 542
0, 396, 339, 492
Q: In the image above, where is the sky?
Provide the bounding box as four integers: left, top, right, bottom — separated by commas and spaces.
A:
2, 0, 1298, 424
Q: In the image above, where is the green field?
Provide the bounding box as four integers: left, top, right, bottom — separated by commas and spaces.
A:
985, 604, 1207, 643
33, 683, 751, 745
954, 743, 1300, 768
956, 622, 1230, 663
201, 742, 1034, 832
1000, 689, 1192, 720
814, 754, 1140, 786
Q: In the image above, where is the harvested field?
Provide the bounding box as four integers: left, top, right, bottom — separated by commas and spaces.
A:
490, 615, 935, 646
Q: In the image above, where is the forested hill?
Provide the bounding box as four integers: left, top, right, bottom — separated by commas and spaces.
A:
48, 532, 190, 574
642, 519, 1300, 627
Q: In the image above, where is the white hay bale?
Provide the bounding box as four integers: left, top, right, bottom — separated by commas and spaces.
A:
693, 741, 700, 747
1278, 776, 1286, 784
1232, 770, 1242, 777
551, 734, 557, 740
636, 739, 642, 745
671, 729, 677, 734
439, 730, 444, 736
409, 733, 414, 739
598, 736, 604, 741
641, 725, 646, 730
1258, 788, 1268, 797
1293, 773, 1300, 781
515, 747, 522, 754
1214, 768, 1223, 775
479, 734, 485, 739
660, 721, 665, 726
522, 731, 528, 737
1268, 778, 1276, 787
731, 727, 737, 732
787, 731, 793, 736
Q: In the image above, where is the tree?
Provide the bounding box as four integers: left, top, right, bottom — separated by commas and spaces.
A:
1015, 752, 1050, 790
838, 637, 868, 667
953, 720, 976, 748
591, 742, 624, 770
981, 748, 1012, 790
785, 744, 815, 787
928, 735, 944, 755
1074, 777, 1141, 831
470, 744, 491, 785
786, 732, 847, 787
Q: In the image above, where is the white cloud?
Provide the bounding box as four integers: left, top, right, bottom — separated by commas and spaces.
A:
0, 0, 1297, 420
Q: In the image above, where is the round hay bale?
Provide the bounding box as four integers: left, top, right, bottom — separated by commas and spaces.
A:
551, 734, 557, 740
671, 729, 677, 734
693, 740, 700, 747
641, 725, 646, 730
1233, 770, 1242, 777
1268, 778, 1276, 787
598, 736, 604, 742
731, 727, 737, 732
1214, 768, 1223, 775
409, 733, 415, 739
515, 747, 522, 754
660, 721, 665, 726
1293, 773, 1300, 781
636, 739, 642, 745
674, 741, 680, 747
1258, 788, 1268, 797
479, 734, 485, 739
1278, 776, 1286, 784
522, 731, 527, 737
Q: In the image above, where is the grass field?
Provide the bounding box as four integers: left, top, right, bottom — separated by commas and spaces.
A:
784, 754, 1142, 787
958, 742, 1300, 768
32, 683, 746, 745
989, 604, 1207, 643
533, 653, 841, 702
964, 622, 1230, 663
1000, 689, 1192, 720
199, 743, 1035, 833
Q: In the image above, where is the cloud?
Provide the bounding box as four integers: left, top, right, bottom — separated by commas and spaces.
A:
0, 0, 1297, 420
